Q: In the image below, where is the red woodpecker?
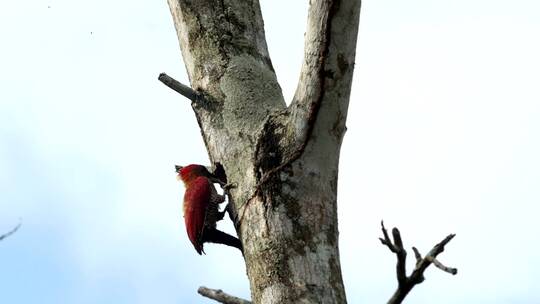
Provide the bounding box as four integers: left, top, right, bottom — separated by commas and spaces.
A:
175, 164, 242, 254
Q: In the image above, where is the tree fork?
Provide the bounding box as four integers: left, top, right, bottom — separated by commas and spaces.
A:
164, 0, 361, 303
379, 221, 457, 304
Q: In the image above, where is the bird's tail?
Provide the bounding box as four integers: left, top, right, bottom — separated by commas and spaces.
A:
202, 228, 243, 254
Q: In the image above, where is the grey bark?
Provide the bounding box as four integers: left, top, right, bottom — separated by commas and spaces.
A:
165, 0, 361, 303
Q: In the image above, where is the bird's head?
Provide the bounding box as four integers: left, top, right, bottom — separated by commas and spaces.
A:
175, 164, 218, 185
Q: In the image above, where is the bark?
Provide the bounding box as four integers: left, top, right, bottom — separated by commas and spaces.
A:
165, 0, 361, 303
198, 286, 252, 304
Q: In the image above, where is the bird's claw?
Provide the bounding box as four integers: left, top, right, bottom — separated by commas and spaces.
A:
222, 182, 237, 194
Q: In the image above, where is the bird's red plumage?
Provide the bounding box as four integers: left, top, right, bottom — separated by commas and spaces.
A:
183, 176, 211, 254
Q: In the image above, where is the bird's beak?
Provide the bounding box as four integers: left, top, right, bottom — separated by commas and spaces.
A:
175, 165, 183, 173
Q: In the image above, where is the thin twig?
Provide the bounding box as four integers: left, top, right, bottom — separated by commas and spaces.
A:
427, 256, 458, 275
379, 221, 396, 252
0, 222, 21, 242
197, 286, 251, 304
412, 247, 422, 266
392, 227, 407, 285
158, 73, 201, 102
380, 221, 457, 304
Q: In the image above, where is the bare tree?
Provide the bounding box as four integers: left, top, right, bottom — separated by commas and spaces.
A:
160, 1, 456, 303
161, 0, 359, 302
379, 222, 457, 304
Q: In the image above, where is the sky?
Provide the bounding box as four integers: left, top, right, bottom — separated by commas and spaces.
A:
1, 0, 539, 303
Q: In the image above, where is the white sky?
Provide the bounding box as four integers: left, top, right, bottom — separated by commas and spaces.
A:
1, 0, 539, 303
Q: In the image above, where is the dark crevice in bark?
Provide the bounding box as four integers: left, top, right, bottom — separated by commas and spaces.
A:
304, 0, 340, 133
254, 117, 286, 199
239, 0, 342, 234
258, 0, 338, 182
260, 0, 341, 179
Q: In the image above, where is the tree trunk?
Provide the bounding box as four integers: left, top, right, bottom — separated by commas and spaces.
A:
166, 0, 361, 303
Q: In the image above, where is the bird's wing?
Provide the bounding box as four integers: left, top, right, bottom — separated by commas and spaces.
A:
183, 176, 211, 254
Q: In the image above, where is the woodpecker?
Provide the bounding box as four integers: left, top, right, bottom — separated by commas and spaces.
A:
175, 164, 242, 254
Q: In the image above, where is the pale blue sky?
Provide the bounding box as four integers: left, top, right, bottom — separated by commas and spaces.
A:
1, 0, 539, 303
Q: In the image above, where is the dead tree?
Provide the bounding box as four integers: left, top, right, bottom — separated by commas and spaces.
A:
379, 222, 457, 304
162, 0, 359, 303
159, 1, 460, 303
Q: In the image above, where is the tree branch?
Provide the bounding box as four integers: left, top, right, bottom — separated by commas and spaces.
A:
197, 286, 251, 304
379, 222, 407, 285
289, 0, 361, 145
427, 256, 458, 275
380, 221, 457, 304
238, 0, 362, 227
0, 222, 21, 242
158, 72, 202, 102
